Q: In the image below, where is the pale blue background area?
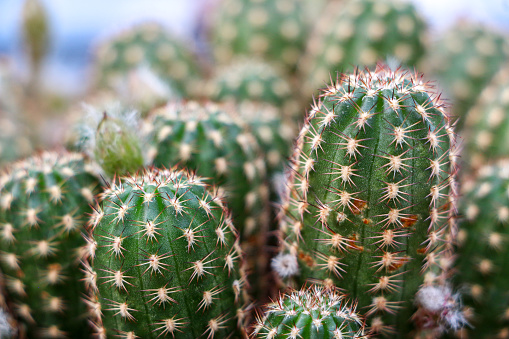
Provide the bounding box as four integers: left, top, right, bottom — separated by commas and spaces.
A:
0, 0, 508, 95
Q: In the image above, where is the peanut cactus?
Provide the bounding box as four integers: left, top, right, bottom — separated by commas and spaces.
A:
93, 22, 203, 98
454, 160, 509, 338
299, 0, 427, 98
463, 63, 509, 171
85, 168, 248, 338
422, 20, 509, 131
274, 64, 458, 336
210, 0, 309, 75
0, 152, 100, 338
251, 285, 367, 338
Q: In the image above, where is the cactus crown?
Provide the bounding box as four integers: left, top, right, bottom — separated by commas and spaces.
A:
252, 285, 367, 339
86, 167, 248, 338
276, 63, 457, 335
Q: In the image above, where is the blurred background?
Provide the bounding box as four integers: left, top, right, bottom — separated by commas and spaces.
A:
0, 0, 508, 96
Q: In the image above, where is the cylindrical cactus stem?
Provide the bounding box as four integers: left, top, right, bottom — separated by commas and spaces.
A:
454, 159, 509, 338
85, 168, 248, 338
0, 152, 100, 338
274, 64, 458, 336
251, 285, 367, 339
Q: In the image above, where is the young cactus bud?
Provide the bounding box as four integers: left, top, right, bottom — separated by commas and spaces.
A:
21, 0, 49, 83
0, 152, 100, 338
87, 168, 248, 338
454, 159, 509, 338
463, 63, 509, 171
251, 285, 367, 339
94, 112, 144, 177
275, 64, 458, 336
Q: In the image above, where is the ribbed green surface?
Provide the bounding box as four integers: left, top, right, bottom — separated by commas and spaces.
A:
211, 0, 309, 74
93, 22, 203, 98
208, 58, 299, 120
275, 65, 457, 336
89, 168, 247, 338
0, 152, 99, 338
300, 0, 427, 97
252, 286, 366, 338
423, 21, 509, 131
464, 64, 509, 171
455, 160, 509, 338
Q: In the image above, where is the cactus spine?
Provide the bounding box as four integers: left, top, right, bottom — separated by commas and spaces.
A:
86, 168, 248, 338
299, 0, 427, 98
274, 64, 457, 336
252, 285, 367, 338
455, 160, 509, 338
0, 152, 99, 338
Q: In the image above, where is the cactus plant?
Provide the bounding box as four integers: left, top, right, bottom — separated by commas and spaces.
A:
93, 22, 203, 98
274, 64, 458, 336
207, 58, 300, 121
0, 151, 100, 338
454, 160, 509, 338
299, 0, 428, 98
251, 285, 367, 338
210, 0, 309, 75
422, 20, 509, 131
463, 63, 509, 171
85, 167, 248, 338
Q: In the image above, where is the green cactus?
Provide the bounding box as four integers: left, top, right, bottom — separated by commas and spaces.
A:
422, 20, 509, 131
299, 0, 428, 98
85, 167, 248, 338
454, 160, 509, 338
0, 152, 100, 338
207, 58, 300, 121
145, 102, 269, 240
210, 0, 309, 75
251, 285, 367, 338
274, 64, 458, 336
93, 22, 203, 98
463, 63, 509, 171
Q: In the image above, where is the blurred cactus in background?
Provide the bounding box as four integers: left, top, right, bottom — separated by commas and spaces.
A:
299, 0, 428, 99
422, 20, 509, 131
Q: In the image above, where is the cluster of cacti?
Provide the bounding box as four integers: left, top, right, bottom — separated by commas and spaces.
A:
252, 285, 367, 338
84, 167, 248, 338
455, 160, 509, 338
93, 22, 203, 98
422, 20, 509, 131
273, 64, 458, 336
210, 0, 309, 75
0, 152, 99, 337
299, 0, 428, 98
463, 63, 509, 171
207, 58, 299, 121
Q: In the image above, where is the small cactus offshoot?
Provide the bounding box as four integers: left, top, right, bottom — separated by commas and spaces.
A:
251, 285, 367, 339
85, 167, 248, 338
275, 64, 458, 336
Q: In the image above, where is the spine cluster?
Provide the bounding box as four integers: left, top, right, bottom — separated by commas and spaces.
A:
85, 168, 248, 338
274, 64, 457, 336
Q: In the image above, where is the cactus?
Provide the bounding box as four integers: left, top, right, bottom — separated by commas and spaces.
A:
85, 167, 248, 338
422, 20, 509, 131
145, 102, 269, 240
210, 0, 309, 75
274, 64, 458, 336
463, 63, 509, 171
207, 58, 300, 121
299, 0, 427, 98
0, 152, 100, 338
251, 285, 367, 338
93, 22, 203, 98
454, 160, 509, 338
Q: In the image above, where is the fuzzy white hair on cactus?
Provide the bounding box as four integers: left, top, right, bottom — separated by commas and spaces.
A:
271, 253, 299, 278
0, 308, 13, 337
